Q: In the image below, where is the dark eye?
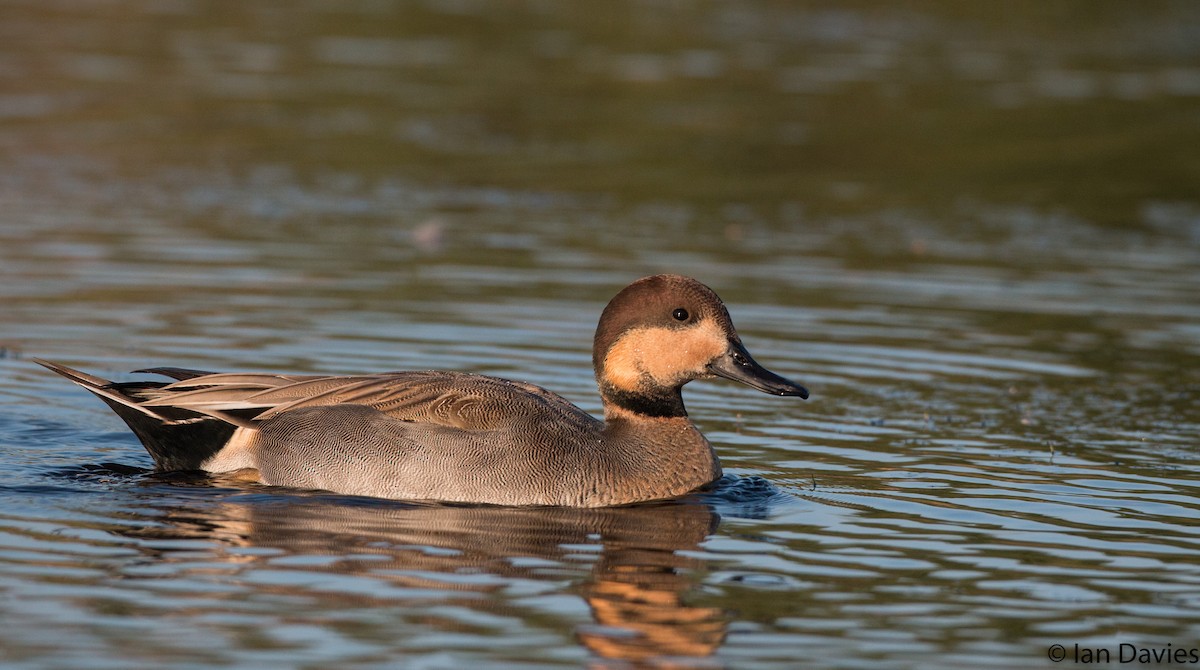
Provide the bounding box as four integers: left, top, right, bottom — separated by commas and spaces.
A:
672, 308, 689, 321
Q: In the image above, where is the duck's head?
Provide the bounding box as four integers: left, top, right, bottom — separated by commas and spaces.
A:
593, 274, 808, 418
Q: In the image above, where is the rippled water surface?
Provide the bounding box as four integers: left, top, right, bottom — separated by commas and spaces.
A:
2, 2, 1199, 668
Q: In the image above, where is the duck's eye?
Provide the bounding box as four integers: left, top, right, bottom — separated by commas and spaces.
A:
672, 308, 689, 321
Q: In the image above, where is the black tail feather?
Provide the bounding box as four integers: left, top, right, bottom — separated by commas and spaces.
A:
132, 366, 217, 381
35, 359, 238, 471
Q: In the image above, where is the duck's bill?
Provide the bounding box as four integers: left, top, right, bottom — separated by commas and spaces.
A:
708, 341, 809, 399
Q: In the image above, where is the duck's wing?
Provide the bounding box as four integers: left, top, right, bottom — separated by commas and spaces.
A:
38, 361, 596, 475
143, 370, 596, 432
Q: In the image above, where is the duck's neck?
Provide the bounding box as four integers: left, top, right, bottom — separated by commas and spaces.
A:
599, 383, 688, 419
590, 396, 723, 506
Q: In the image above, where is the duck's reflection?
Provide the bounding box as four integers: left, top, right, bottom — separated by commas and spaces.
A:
120, 482, 729, 666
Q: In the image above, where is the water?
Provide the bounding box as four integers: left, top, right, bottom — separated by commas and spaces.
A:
2, 2, 1199, 668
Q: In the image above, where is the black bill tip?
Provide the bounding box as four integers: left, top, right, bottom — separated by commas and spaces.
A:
708, 341, 809, 399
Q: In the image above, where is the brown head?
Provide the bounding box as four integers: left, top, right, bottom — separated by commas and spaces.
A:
592, 275, 808, 418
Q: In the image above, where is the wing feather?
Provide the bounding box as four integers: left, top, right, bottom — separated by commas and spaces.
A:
162, 373, 318, 389
136, 370, 593, 433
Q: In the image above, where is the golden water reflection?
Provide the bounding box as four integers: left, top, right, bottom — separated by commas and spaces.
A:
119, 489, 727, 667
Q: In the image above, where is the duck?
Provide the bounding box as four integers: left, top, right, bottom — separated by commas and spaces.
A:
36, 274, 808, 507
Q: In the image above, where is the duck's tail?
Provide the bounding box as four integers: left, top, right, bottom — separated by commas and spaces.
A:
34, 359, 237, 471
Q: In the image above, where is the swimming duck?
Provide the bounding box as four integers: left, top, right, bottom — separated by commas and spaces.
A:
36, 274, 808, 507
